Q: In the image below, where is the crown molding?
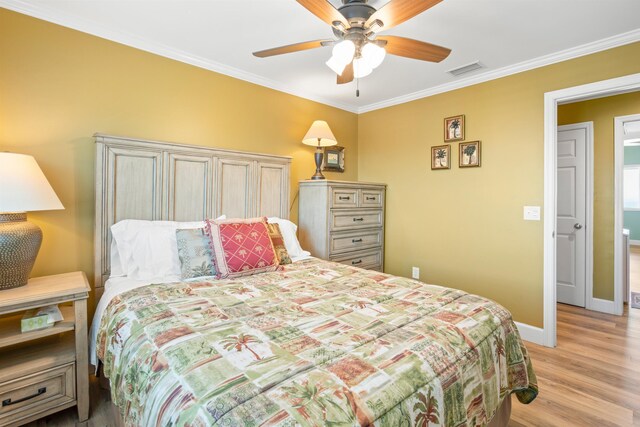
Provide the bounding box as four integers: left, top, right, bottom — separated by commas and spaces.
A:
357, 28, 640, 113
0, 0, 359, 113
2, 1, 639, 115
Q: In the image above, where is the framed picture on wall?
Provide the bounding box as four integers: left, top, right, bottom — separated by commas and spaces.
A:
459, 141, 481, 167
323, 145, 345, 172
444, 115, 465, 142
431, 145, 451, 170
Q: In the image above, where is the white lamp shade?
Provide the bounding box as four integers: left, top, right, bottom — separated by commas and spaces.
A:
326, 56, 348, 75
0, 153, 64, 212
353, 57, 373, 78
332, 40, 355, 65
302, 120, 338, 147
362, 42, 386, 69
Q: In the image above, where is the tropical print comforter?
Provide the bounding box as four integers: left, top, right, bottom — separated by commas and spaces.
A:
97, 258, 537, 426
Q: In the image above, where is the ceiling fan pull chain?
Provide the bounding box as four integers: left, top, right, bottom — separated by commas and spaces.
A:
356, 78, 360, 97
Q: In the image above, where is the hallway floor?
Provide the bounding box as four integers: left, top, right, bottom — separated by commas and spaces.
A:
631, 245, 640, 295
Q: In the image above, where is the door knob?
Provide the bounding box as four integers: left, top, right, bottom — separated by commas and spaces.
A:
574, 223, 583, 230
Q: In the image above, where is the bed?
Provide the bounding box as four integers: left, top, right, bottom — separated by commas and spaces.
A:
91, 135, 537, 426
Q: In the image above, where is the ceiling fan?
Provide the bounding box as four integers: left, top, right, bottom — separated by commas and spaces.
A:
253, 0, 452, 86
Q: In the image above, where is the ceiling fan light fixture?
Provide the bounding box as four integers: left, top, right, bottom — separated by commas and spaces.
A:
326, 55, 348, 75
332, 40, 356, 65
361, 42, 386, 69
353, 57, 373, 79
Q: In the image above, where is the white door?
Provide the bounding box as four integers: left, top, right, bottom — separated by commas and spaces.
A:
557, 124, 589, 307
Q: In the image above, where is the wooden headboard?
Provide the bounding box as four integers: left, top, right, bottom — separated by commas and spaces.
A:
94, 133, 291, 299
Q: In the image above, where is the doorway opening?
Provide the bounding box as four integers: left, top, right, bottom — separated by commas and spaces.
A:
543, 72, 640, 347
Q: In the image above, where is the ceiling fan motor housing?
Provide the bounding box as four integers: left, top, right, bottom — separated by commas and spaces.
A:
337, 0, 376, 29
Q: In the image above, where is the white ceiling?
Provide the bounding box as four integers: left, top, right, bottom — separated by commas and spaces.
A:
3, 0, 640, 112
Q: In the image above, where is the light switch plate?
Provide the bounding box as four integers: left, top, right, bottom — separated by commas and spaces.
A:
523, 206, 541, 221
412, 267, 420, 279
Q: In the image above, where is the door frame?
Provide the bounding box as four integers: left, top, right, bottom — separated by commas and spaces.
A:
543, 72, 640, 347
556, 122, 594, 310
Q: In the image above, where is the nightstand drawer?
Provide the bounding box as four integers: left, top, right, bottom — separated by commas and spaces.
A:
331, 188, 359, 208
0, 363, 75, 424
360, 189, 383, 207
330, 229, 383, 254
331, 249, 382, 269
330, 209, 383, 231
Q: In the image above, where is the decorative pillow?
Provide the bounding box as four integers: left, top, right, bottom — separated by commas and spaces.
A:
266, 222, 292, 265
176, 228, 218, 280
205, 217, 278, 278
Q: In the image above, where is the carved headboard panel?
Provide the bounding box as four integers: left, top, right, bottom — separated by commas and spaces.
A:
94, 134, 291, 299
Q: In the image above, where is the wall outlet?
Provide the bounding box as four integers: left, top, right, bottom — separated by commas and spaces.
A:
412, 267, 420, 279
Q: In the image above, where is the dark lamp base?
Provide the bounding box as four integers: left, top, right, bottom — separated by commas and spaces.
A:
310, 147, 326, 180
0, 213, 42, 290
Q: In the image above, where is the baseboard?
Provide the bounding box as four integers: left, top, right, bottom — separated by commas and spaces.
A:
630, 239, 640, 246
514, 322, 545, 345
586, 297, 617, 314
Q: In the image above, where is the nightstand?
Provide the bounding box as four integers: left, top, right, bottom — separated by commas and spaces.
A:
0, 272, 90, 426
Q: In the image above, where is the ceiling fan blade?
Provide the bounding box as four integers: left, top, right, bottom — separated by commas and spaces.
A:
378, 36, 451, 62
366, 0, 442, 33
296, 0, 349, 30
253, 40, 332, 58
337, 61, 354, 84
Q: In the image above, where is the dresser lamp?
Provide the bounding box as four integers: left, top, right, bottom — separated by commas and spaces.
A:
302, 120, 337, 180
0, 153, 63, 289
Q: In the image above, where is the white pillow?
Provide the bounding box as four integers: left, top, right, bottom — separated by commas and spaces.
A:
110, 239, 125, 277
110, 216, 225, 280
267, 217, 310, 260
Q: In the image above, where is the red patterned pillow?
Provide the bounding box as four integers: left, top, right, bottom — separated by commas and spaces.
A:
205, 217, 278, 278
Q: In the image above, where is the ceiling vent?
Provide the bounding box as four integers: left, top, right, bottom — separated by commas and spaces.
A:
447, 61, 484, 77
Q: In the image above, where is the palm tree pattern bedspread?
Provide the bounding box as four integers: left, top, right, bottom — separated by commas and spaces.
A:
97, 258, 537, 426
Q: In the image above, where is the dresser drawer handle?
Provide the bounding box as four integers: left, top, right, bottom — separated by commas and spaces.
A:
353, 217, 364, 222
2, 387, 46, 407
352, 260, 362, 265
352, 238, 363, 243
339, 196, 351, 201
366, 196, 376, 201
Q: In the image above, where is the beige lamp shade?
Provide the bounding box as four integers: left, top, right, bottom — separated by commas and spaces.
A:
302, 120, 338, 147
0, 153, 64, 213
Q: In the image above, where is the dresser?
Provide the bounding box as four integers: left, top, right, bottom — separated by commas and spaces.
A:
298, 180, 386, 271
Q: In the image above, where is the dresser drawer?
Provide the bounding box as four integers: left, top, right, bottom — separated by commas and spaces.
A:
330, 229, 383, 254
330, 209, 383, 231
360, 189, 384, 208
331, 249, 382, 269
331, 188, 359, 208
0, 363, 75, 424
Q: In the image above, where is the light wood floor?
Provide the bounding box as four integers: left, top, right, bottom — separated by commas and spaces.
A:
510, 303, 640, 426
630, 245, 640, 294
24, 304, 640, 426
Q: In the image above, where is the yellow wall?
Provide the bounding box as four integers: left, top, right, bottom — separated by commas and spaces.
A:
3, 7, 640, 327
358, 42, 640, 327
0, 9, 358, 308
558, 92, 640, 300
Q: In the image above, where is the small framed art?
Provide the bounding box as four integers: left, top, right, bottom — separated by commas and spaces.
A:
444, 115, 465, 142
431, 145, 451, 170
459, 141, 481, 167
323, 145, 345, 172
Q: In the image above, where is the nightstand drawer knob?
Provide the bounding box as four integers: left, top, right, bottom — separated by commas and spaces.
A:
352, 238, 363, 243
2, 387, 46, 407
352, 260, 362, 265
353, 217, 364, 222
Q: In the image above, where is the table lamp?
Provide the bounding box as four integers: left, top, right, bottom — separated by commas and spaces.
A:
302, 120, 337, 180
0, 153, 64, 289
